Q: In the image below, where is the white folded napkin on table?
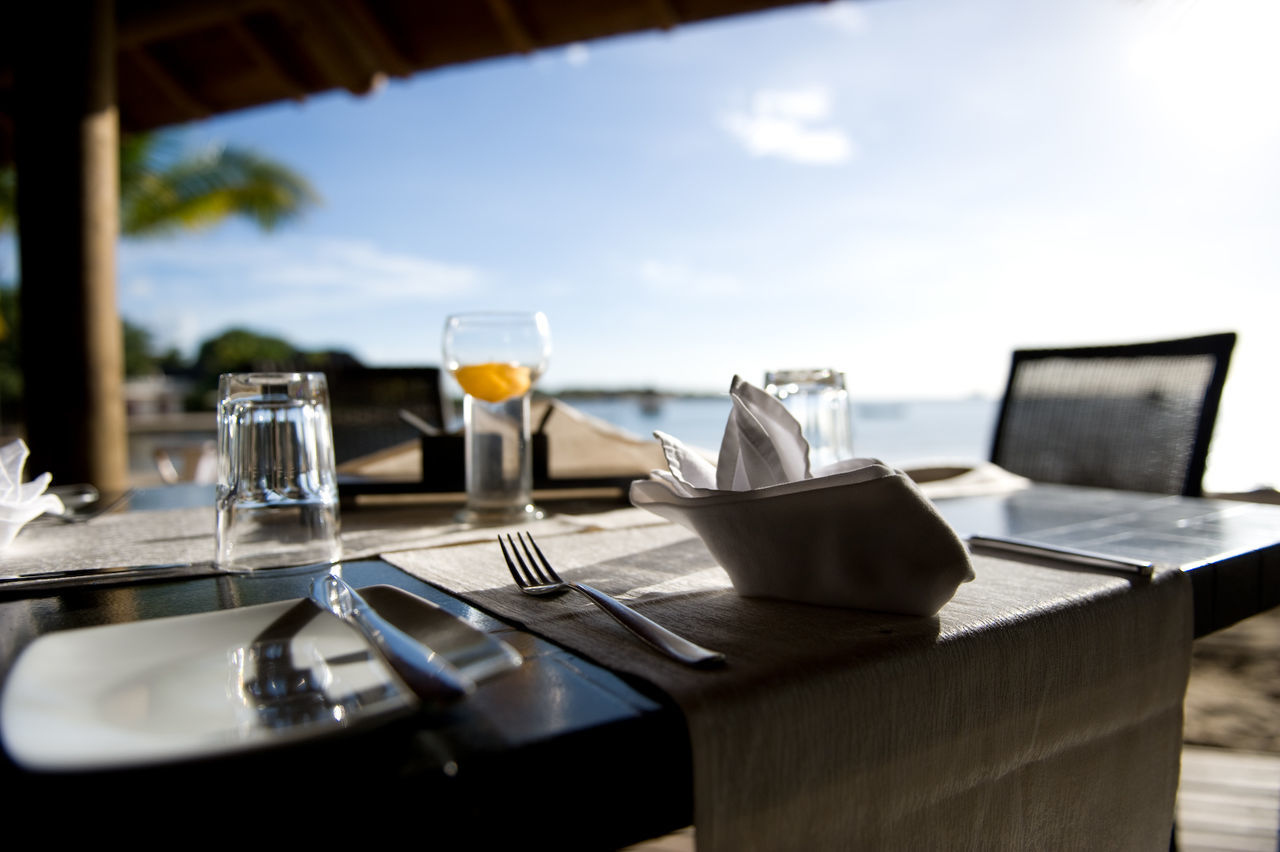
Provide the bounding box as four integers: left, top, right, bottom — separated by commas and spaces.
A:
0, 440, 64, 549
630, 376, 974, 615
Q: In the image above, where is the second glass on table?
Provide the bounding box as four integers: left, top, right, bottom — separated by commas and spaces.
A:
443, 312, 552, 525
764, 368, 856, 471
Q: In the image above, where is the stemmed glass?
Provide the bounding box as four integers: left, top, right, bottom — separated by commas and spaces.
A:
443, 312, 552, 524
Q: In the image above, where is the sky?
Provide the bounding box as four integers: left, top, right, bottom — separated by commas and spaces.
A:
2, 0, 1277, 487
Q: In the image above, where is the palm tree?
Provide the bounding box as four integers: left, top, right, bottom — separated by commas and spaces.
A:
116, 132, 320, 236
0, 129, 320, 237
0, 168, 13, 235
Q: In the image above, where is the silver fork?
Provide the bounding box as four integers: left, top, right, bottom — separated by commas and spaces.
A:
500, 532, 725, 668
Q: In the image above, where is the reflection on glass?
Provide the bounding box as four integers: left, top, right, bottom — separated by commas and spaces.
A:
232, 638, 397, 731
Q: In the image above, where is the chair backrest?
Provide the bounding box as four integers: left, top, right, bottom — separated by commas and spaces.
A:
325, 366, 446, 465
989, 333, 1235, 497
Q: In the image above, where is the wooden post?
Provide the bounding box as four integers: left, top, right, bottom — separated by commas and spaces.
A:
14, 0, 129, 491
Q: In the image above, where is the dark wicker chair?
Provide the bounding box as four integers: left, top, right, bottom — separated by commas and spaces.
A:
989, 333, 1236, 497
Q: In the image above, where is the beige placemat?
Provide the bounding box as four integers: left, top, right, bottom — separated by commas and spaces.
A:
0, 502, 663, 579
383, 516, 1192, 851
0, 507, 217, 578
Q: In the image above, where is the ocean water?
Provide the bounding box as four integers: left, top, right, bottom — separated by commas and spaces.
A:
566, 395, 1000, 466
567, 394, 1275, 493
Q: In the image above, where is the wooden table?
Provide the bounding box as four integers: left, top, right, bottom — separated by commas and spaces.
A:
1, 483, 1276, 845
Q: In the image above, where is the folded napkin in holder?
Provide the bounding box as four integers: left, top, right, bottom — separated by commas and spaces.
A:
629, 377, 973, 616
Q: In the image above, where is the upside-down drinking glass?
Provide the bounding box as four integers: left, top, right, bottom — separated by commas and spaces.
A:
215, 372, 342, 571
443, 312, 552, 524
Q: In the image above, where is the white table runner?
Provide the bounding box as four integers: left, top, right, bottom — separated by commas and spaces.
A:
383, 513, 1192, 851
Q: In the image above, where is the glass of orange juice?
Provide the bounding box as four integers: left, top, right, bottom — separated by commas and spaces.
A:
443, 311, 552, 524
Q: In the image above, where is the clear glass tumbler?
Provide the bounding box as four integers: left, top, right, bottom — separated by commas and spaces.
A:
764, 368, 856, 471
215, 372, 341, 571
443, 312, 551, 525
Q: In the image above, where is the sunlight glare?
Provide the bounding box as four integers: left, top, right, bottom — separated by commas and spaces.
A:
1129, 0, 1280, 154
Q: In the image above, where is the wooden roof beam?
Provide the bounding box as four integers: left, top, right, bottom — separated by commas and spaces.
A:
123, 46, 214, 121
117, 0, 280, 47
648, 0, 683, 30
226, 20, 311, 100
485, 0, 537, 55
328, 0, 415, 78
286, 1, 387, 95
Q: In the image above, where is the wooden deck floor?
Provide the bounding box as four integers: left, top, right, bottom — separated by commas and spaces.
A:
626, 746, 1280, 851
1177, 746, 1280, 852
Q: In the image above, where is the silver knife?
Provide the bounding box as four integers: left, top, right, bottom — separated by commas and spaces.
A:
967, 534, 1157, 576
0, 561, 220, 594
309, 572, 476, 705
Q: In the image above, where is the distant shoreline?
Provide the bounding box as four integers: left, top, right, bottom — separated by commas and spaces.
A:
543, 388, 996, 404
549, 389, 718, 401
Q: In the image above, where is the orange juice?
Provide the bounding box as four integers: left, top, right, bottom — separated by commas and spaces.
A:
452, 362, 532, 403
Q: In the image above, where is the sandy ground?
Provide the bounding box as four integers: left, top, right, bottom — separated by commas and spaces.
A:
1183, 606, 1280, 753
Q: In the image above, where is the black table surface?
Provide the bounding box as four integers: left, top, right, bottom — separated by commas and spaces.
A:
0, 555, 692, 845
935, 483, 1280, 636
2, 483, 1277, 843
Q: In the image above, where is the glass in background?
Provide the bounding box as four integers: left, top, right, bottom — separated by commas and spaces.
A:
443, 312, 552, 524
764, 368, 855, 471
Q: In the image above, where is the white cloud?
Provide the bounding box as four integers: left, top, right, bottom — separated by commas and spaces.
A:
121, 236, 481, 302
170, 311, 203, 355
1128, 0, 1280, 156
564, 43, 590, 67
116, 236, 485, 357
260, 239, 478, 299
818, 1, 869, 35
721, 87, 854, 165
638, 259, 741, 296
125, 275, 154, 298
753, 89, 830, 122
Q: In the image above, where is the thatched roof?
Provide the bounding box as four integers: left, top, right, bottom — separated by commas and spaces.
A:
0, 0, 825, 162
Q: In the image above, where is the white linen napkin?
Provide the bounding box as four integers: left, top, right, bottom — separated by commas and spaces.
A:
631, 376, 974, 615
0, 440, 64, 549
651, 374, 891, 495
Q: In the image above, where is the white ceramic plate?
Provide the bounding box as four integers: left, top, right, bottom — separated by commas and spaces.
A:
0, 585, 521, 771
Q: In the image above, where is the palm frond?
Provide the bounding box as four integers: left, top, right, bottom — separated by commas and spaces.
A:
0, 168, 14, 233
2, 131, 319, 238
121, 137, 321, 236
